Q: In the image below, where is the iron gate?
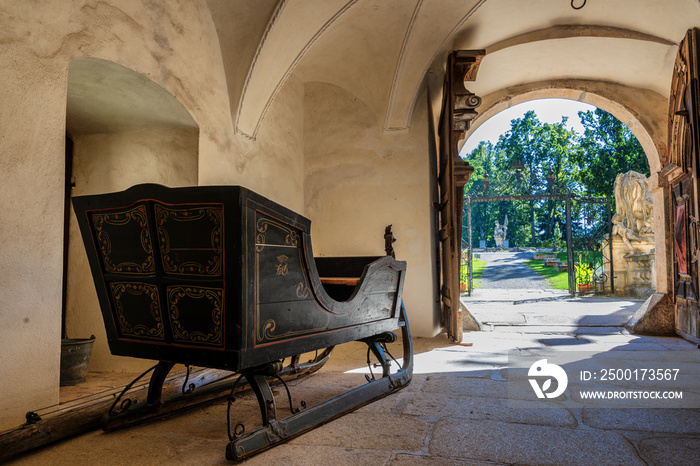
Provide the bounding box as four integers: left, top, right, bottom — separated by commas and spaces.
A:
463, 193, 612, 298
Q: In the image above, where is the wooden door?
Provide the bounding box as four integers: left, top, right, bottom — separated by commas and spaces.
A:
669, 29, 700, 342
437, 50, 483, 342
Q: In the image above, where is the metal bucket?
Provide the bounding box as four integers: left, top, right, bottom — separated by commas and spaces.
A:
60, 336, 95, 386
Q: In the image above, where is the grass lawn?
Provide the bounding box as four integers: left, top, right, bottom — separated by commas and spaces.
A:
472, 259, 487, 288
461, 258, 487, 290
524, 259, 569, 290
556, 250, 602, 266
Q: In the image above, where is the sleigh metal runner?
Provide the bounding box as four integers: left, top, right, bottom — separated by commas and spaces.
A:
72, 184, 413, 461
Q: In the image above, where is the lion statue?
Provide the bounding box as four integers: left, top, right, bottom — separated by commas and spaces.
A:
612, 171, 653, 251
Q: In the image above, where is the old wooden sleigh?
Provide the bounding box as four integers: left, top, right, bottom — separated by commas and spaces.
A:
72, 184, 412, 461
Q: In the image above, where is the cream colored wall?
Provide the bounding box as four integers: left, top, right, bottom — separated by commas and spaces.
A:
201, 0, 307, 213
65, 128, 199, 373
203, 75, 307, 213
0, 48, 66, 433
71, 129, 199, 195
303, 82, 439, 337
0, 0, 306, 431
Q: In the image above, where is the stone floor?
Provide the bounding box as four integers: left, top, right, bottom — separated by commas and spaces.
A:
7, 296, 700, 465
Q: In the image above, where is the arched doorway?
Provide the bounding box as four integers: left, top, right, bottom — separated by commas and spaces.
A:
444, 86, 671, 339
464, 92, 667, 299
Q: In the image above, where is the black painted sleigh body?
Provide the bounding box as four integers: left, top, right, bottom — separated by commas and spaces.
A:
72, 184, 413, 461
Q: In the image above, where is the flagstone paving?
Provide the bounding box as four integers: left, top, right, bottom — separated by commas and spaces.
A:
7, 295, 700, 465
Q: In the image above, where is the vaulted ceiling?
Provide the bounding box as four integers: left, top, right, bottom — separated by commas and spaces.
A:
207, 0, 700, 139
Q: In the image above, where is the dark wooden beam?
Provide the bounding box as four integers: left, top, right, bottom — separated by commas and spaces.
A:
0, 367, 236, 462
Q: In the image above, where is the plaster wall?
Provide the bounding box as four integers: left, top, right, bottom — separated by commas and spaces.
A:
0, 0, 304, 431
65, 128, 199, 373
0, 44, 65, 434
304, 82, 439, 337
205, 75, 306, 214
205, 0, 279, 134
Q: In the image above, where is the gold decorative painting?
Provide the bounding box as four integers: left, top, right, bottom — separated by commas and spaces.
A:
155, 204, 223, 277
110, 282, 164, 340
167, 285, 224, 347
92, 205, 154, 274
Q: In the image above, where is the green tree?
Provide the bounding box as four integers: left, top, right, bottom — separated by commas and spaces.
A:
571, 108, 649, 199
463, 111, 579, 248
462, 107, 648, 251
462, 141, 501, 248
492, 111, 578, 245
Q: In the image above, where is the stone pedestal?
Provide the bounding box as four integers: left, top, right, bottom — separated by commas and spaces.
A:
602, 237, 655, 298
503, 240, 509, 249
479, 240, 486, 249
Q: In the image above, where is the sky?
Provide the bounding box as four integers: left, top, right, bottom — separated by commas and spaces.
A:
460, 98, 597, 155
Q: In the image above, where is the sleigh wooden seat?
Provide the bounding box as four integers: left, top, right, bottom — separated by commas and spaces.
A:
72, 184, 412, 461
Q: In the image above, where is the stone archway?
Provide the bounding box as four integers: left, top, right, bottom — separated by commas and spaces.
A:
462, 87, 671, 300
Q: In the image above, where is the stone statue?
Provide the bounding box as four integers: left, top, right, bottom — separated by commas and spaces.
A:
612, 171, 654, 252
612, 213, 641, 252
603, 171, 656, 296
494, 215, 508, 249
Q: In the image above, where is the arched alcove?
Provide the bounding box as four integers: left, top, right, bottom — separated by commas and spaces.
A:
64, 58, 200, 374
66, 58, 200, 192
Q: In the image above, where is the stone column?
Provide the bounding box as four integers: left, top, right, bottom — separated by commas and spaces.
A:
649, 172, 671, 295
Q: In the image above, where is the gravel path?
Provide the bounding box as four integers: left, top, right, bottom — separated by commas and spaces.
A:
476, 251, 552, 289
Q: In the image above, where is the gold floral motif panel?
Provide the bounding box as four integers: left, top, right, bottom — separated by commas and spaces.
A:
255, 215, 300, 252
167, 285, 224, 347
109, 282, 164, 340
155, 204, 223, 277
92, 205, 155, 274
